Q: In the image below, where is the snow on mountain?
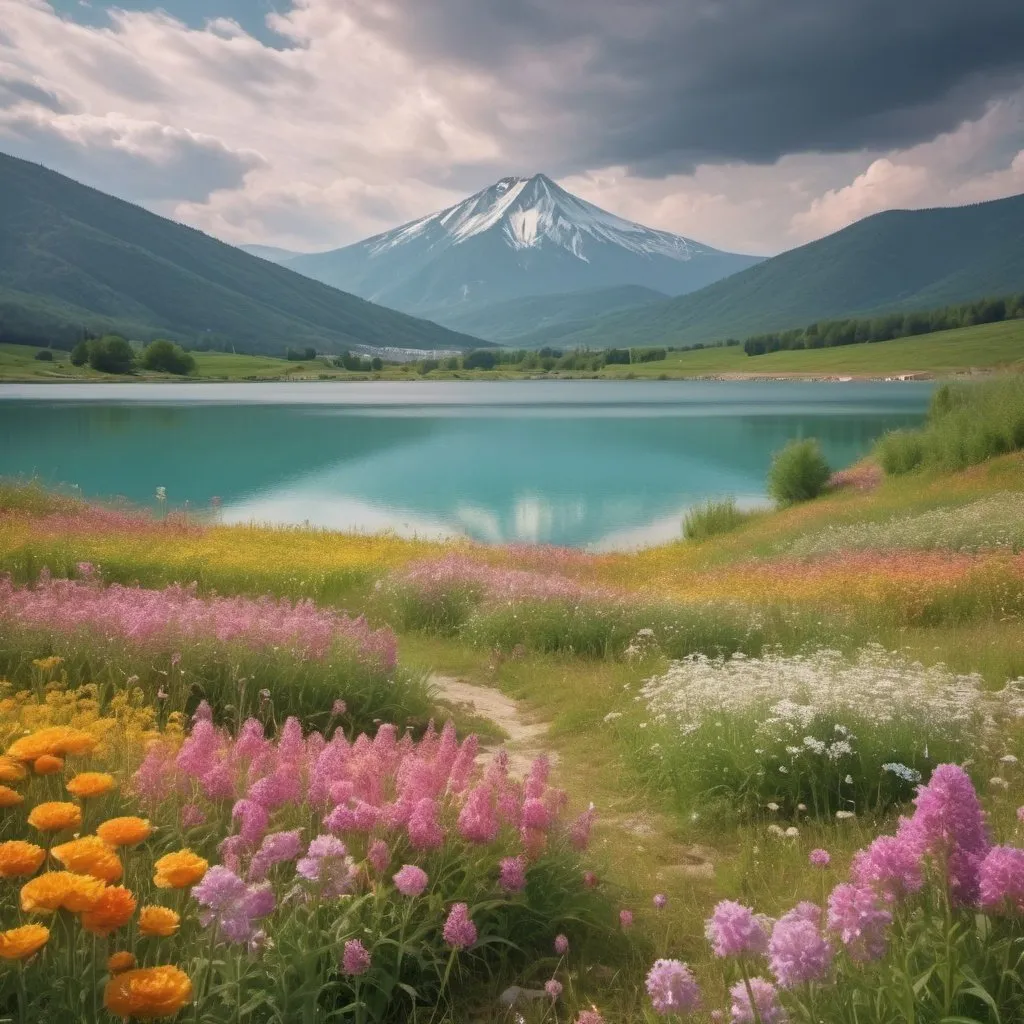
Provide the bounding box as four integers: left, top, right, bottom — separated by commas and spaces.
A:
283, 174, 762, 324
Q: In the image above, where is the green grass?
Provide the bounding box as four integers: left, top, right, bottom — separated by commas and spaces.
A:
2, 318, 1021, 382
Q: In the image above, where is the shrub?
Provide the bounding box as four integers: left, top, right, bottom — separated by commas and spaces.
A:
69, 341, 89, 366
683, 498, 753, 541
463, 350, 497, 370
876, 373, 1024, 475
33, 349, 53, 362
767, 439, 831, 505
140, 339, 196, 375
87, 336, 135, 374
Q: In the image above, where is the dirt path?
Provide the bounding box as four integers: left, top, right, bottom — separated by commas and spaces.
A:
431, 674, 557, 776
431, 673, 715, 880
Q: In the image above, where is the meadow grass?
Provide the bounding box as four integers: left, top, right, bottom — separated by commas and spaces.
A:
0, 432, 1023, 1021
682, 498, 760, 541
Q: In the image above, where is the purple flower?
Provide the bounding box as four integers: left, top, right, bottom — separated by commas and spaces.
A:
569, 805, 597, 851
443, 903, 477, 949
499, 855, 528, 893
342, 939, 371, 976
545, 978, 563, 999
898, 763, 991, 905
850, 835, 923, 898
705, 901, 771, 957
653, 893, 668, 910
192, 866, 275, 944
180, 803, 206, 828
249, 829, 304, 881
979, 845, 1024, 914
619, 909, 634, 930
393, 864, 429, 897
646, 959, 701, 1015
826, 883, 891, 962
231, 799, 270, 846
554, 933, 569, 956
575, 1012, 605, 1024
768, 903, 833, 988
729, 977, 787, 1024
808, 849, 831, 868
367, 839, 390, 875
296, 835, 354, 897
521, 797, 552, 831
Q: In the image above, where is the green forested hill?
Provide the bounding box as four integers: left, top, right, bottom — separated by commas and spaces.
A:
0, 152, 484, 354
508, 192, 1024, 349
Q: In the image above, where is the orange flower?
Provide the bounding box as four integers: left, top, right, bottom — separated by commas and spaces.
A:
0, 785, 24, 808
51, 836, 123, 883
7, 726, 97, 762
66, 772, 116, 799
103, 965, 192, 1019
27, 801, 81, 833
139, 906, 180, 938
97, 816, 152, 848
108, 951, 137, 974
153, 850, 207, 889
0, 841, 46, 879
81, 885, 137, 936
0, 757, 27, 783
33, 754, 64, 776
20, 871, 106, 914
0, 924, 49, 960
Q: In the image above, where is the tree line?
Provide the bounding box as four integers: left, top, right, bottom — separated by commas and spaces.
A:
742, 292, 1024, 357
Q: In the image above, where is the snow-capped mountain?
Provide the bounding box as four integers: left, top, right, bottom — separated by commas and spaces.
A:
282, 174, 762, 323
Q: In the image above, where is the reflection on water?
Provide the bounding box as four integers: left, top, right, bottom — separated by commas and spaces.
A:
0, 381, 932, 549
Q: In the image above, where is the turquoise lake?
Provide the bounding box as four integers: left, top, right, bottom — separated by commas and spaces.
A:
0, 381, 932, 549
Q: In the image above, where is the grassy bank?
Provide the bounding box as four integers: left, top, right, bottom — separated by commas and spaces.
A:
2, 317, 1022, 383
1, 378, 1023, 1020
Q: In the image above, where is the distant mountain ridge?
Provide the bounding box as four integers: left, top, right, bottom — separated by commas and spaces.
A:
505, 191, 1024, 349
0, 152, 485, 355
281, 174, 762, 324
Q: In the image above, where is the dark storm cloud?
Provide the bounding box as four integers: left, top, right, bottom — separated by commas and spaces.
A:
346, 0, 1024, 173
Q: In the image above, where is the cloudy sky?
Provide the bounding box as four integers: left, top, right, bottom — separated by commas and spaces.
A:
2, 0, 1023, 256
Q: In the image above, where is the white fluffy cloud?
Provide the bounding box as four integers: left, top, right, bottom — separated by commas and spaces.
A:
0, 0, 1022, 254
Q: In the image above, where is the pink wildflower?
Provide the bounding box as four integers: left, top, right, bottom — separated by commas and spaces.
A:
850, 835, 923, 898
457, 784, 499, 844
180, 803, 206, 829
768, 904, 833, 988
705, 901, 770, 957
979, 846, 1024, 914
826, 883, 891, 962
808, 849, 831, 868
367, 839, 390, 875
443, 903, 477, 949
554, 934, 569, 955
620, 909, 634, 929
249, 829, 303, 881
499, 856, 528, 893
646, 959, 701, 1015
407, 798, 444, 850
653, 893, 668, 910
583, 871, 598, 889
569, 804, 597, 851
393, 865, 429, 897
545, 979, 563, 999
729, 977, 787, 1024
575, 1011, 605, 1024
342, 939, 371, 976
521, 797, 552, 831
296, 835, 354, 897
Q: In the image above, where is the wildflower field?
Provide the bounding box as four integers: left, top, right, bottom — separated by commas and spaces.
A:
1, 384, 1024, 1022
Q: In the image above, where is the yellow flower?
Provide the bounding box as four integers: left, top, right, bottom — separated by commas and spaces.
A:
66, 772, 116, 798
0, 924, 49, 960
81, 885, 137, 936
103, 965, 193, 1019
8, 726, 97, 761
31, 657, 64, 673
0, 756, 27, 783
20, 871, 106, 914
138, 906, 180, 938
107, 951, 137, 974
33, 754, 64, 776
27, 801, 81, 833
153, 850, 207, 889
51, 836, 123, 883
0, 841, 46, 879
97, 816, 152, 848
0, 785, 24, 808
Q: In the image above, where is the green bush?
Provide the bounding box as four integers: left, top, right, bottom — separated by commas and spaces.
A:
69, 340, 89, 366
33, 349, 53, 361
766, 438, 831, 505
141, 339, 197, 375
876, 373, 1024, 475
87, 335, 136, 374
683, 497, 753, 541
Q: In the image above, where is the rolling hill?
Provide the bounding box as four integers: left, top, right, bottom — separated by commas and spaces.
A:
0, 152, 484, 355
506, 191, 1024, 349
282, 174, 761, 324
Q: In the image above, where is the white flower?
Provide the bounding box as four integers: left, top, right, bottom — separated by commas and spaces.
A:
990, 777, 1010, 790
767, 824, 785, 838
785, 827, 799, 838
1000, 754, 1019, 764
603, 712, 623, 723
835, 811, 856, 820
766, 802, 780, 812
